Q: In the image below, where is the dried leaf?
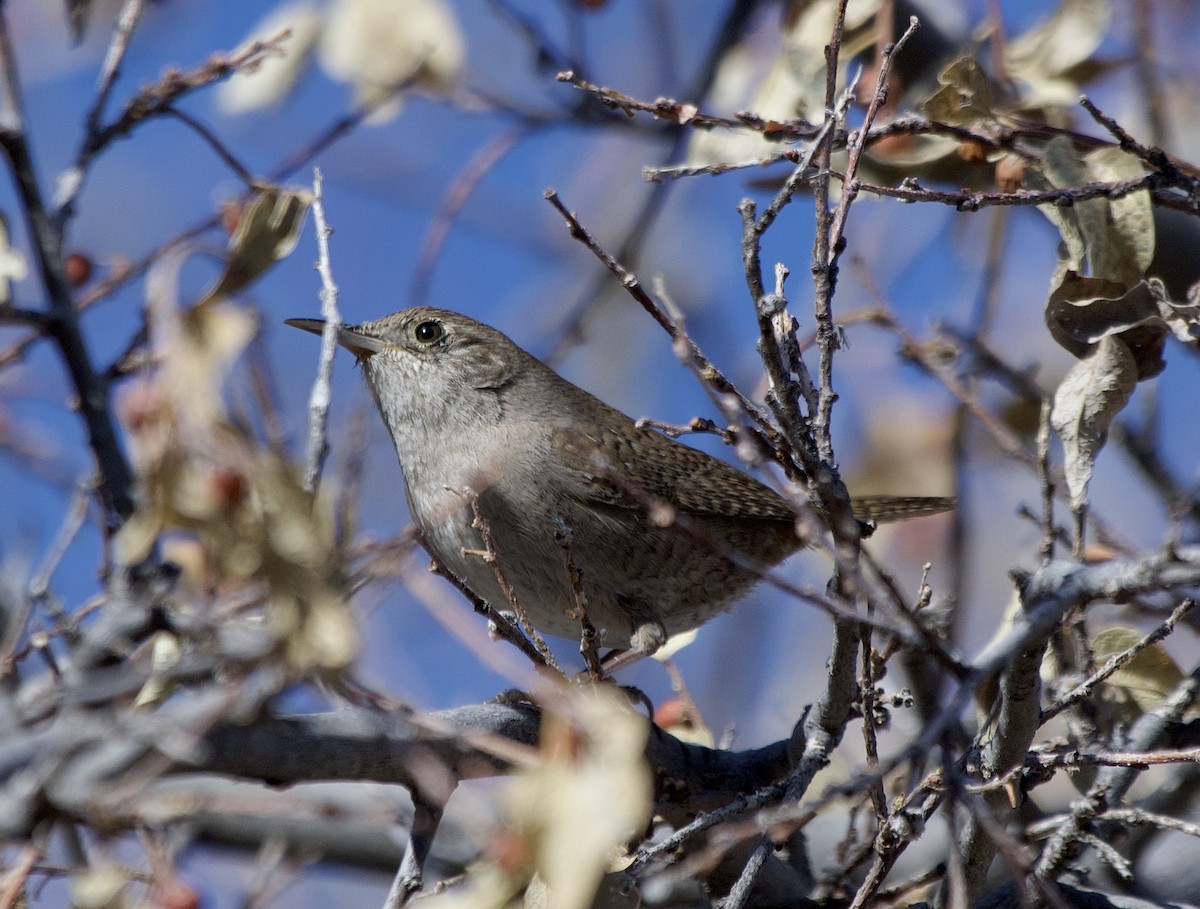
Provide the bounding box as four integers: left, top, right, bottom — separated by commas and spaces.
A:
921, 57, 995, 126
70, 866, 129, 909
121, 254, 354, 672
1050, 335, 1136, 512
1007, 0, 1112, 110
1045, 273, 1196, 380
200, 186, 312, 306
1087, 146, 1155, 280
217, 1, 322, 115
1092, 626, 1185, 716
688, 0, 879, 167
1032, 139, 1152, 286
510, 690, 650, 909
1031, 138, 1153, 289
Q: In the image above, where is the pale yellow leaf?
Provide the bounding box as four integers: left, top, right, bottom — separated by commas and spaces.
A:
217, 1, 322, 114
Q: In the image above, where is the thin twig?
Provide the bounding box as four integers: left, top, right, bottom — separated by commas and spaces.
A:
553, 519, 602, 679
542, 188, 777, 436
53, 30, 291, 226
53, 0, 149, 230
423, 554, 548, 670
1037, 401, 1055, 563
301, 168, 341, 493
463, 491, 562, 674
0, 51, 412, 375
1041, 599, 1196, 723
718, 838, 771, 909
163, 107, 257, 187
0, 8, 134, 523
556, 70, 823, 140
28, 478, 93, 602
855, 171, 1162, 212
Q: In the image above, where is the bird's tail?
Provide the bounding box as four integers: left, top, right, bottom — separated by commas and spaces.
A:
850, 495, 956, 523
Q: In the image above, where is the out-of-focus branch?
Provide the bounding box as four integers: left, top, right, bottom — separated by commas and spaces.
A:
52, 0, 149, 230
0, 8, 135, 524
51, 30, 291, 227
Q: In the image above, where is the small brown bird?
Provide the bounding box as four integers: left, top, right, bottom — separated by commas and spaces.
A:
289, 308, 950, 654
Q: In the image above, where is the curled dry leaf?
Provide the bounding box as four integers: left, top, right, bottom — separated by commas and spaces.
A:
921, 56, 996, 126
1050, 335, 1137, 512
199, 186, 312, 306
217, 1, 322, 115
1045, 272, 1200, 380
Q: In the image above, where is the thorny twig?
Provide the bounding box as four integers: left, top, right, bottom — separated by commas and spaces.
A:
301, 168, 342, 493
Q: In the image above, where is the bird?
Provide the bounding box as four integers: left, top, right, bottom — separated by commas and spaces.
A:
288, 308, 951, 655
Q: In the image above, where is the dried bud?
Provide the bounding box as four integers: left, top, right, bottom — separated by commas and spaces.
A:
956, 139, 988, 163
65, 252, 93, 286
210, 467, 250, 509
150, 878, 201, 909
654, 697, 687, 728
995, 154, 1026, 192
220, 200, 244, 235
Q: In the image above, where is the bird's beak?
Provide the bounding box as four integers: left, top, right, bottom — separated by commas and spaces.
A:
285, 318, 386, 360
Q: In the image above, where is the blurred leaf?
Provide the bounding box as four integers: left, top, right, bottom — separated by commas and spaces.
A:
0, 212, 28, 305
200, 186, 312, 306
70, 866, 130, 909
1092, 626, 1185, 717
217, 1, 323, 115
1050, 335, 1136, 512
120, 253, 354, 672
427, 688, 650, 909
133, 631, 183, 708
318, 0, 465, 121
1007, 0, 1112, 111
178, 302, 258, 432
1034, 138, 1092, 272
688, 0, 879, 167
922, 57, 995, 126
509, 689, 650, 909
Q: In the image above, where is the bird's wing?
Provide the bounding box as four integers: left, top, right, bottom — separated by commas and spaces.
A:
551, 424, 955, 525
552, 423, 798, 522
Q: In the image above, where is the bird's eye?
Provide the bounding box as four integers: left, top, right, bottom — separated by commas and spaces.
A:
413, 320, 444, 344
